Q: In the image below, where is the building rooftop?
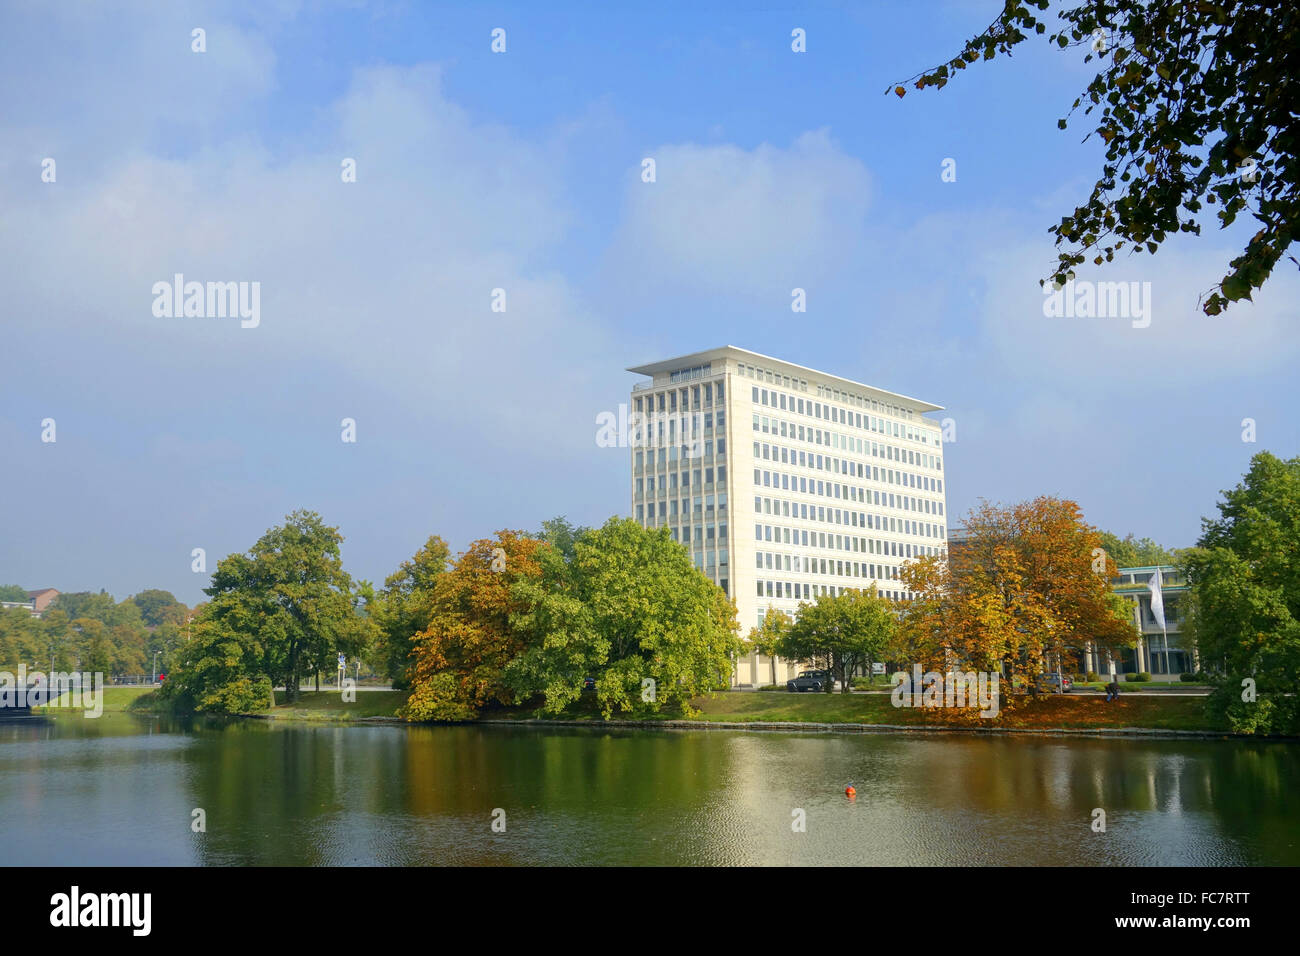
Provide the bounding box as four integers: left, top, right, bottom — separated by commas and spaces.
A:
626, 345, 943, 413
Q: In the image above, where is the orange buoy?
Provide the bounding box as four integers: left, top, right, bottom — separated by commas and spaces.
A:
845, 785, 856, 797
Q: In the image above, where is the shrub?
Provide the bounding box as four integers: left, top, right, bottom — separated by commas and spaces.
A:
1124, 673, 1138, 682
197, 676, 274, 715
758, 684, 784, 692
1126, 672, 1152, 682
1179, 672, 1197, 682
1086, 671, 1099, 683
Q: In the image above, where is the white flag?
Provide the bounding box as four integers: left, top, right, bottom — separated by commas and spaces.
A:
1148, 567, 1166, 631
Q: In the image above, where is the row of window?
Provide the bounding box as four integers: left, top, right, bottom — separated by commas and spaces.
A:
634, 442, 727, 471
631, 409, 727, 447
754, 425, 940, 477
753, 414, 941, 473
635, 470, 729, 495
636, 380, 724, 413
756, 579, 916, 603
755, 524, 944, 558
635, 498, 729, 520
753, 471, 945, 522
752, 384, 939, 447
737, 362, 922, 428
755, 549, 937, 575
754, 476, 946, 528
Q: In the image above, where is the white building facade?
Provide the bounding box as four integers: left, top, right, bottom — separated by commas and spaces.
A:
628, 346, 948, 687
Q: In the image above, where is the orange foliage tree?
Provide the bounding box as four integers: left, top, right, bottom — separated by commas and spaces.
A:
898, 497, 1135, 711
401, 531, 544, 721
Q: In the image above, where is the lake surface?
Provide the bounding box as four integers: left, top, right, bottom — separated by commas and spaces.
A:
1, 714, 1296, 865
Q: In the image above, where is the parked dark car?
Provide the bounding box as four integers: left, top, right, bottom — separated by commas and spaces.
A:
1036, 673, 1073, 694
581, 677, 596, 692
787, 670, 829, 693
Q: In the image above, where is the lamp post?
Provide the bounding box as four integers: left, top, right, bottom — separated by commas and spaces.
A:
152, 651, 160, 685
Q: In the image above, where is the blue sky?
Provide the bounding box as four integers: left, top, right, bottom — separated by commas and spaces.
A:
2, 1, 1296, 606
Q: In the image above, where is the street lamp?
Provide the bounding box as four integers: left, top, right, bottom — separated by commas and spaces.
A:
152, 651, 160, 685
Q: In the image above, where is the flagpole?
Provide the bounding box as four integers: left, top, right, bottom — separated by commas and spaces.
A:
1161, 617, 1170, 679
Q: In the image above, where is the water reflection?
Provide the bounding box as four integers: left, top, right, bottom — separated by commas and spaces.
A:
0, 716, 1295, 866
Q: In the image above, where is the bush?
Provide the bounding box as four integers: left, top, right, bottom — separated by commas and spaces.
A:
1124, 673, 1137, 682
1086, 671, 1099, 683
852, 677, 873, 690
1179, 672, 1197, 682
197, 676, 274, 715
1206, 677, 1300, 736
1126, 672, 1151, 682
758, 684, 784, 692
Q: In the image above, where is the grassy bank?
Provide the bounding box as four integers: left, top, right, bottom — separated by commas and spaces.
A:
263, 690, 408, 721
32, 687, 410, 721
35, 686, 1229, 734
689, 691, 1221, 732
29, 686, 157, 715
489, 690, 1226, 733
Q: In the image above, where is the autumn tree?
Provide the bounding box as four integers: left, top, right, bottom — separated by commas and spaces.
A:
894, 0, 1299, 314
899, 497, 1135, 705
371, 535, 452, 687
401, 531, 545, 722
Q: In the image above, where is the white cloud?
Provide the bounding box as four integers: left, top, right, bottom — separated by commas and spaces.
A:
603, 128, 873, 300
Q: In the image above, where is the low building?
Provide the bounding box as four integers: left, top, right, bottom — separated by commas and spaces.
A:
27, 588, 59, 614
1082, 566, 1193, 679
0, 588, 59, 619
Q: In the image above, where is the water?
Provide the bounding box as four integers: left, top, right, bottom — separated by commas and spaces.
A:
1, 714, 1296, 865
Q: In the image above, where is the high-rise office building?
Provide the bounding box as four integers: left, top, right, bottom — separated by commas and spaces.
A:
627, 346, 949, 687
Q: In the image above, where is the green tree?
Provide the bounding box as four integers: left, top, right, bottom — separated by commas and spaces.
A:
535, 515, 590, 563
172, 510, 364, 707
776, 589, 896, 694
1184, 452, 1300, 735
747, 607, 793, 687
0, 585, 29, 602
895, 0, 1300, 315
1099, 530, 1179, 568
0, 606, 43, 669
159, 611, 274, 714
71, 618, 112, 675
506, 518, 741, 718
131, 589, 183, 628
371, 536, 452, 688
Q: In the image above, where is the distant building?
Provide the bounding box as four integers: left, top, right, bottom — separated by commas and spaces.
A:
1106, 566, 1193, 678
0, 588, 59, 619
28, 588, 59, 615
